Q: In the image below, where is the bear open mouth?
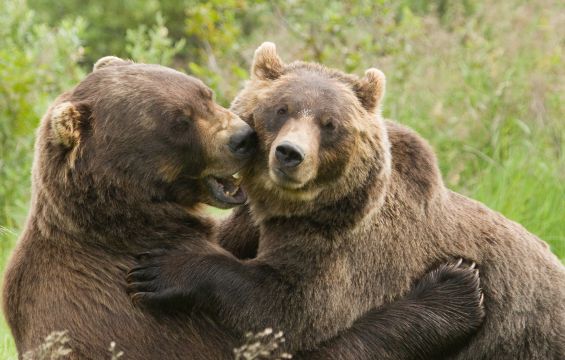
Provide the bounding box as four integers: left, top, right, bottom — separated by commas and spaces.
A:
205, 173, 246, 207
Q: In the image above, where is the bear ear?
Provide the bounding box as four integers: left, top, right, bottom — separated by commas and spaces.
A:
354, 68, 386, 112
251, 42, 285, 80
93, 56, 132, 72
50, 101, 84, 148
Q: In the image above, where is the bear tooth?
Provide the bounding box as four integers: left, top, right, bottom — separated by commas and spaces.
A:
232, 172, 242, 186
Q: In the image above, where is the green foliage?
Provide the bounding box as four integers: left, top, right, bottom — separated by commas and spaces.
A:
29, 0, 164, 62
0, 0, 85, 259
1, 0, 564, 358
183, 0, 267, 104
0, 1, 85, 357
185, 0, 252, 55
126, 13, 186, 65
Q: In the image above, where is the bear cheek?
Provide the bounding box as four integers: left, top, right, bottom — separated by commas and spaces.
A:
168, 117, 211, 178
157, 159, 184, 183
315, 146, 350, 185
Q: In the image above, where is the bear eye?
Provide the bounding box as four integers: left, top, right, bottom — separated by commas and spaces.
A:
173, 115, 192, 131
276, 105, 288, 116
322, 118, 337, 132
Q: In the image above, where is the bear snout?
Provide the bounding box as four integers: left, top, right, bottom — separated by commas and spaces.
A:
275, 141, 305, 168
228, 124, 257, 158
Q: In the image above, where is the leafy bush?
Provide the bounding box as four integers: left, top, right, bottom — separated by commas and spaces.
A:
125, 12, 186, 65
0, 0, 85, 264
0, 1, 85, 357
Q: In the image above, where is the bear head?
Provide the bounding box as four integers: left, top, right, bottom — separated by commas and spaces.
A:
232, 42, 392, 219
38, 57, 255, 211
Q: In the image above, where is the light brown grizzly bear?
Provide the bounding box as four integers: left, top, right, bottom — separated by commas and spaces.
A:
128, 43, 565, 359
3, 56, 484, 359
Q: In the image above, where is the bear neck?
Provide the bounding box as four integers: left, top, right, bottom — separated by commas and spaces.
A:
28, 170, 213, 252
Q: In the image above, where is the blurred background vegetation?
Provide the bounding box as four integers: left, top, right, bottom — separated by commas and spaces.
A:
1, 0, 564, 357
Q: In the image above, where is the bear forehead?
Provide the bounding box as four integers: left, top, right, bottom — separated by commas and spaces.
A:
262, 71, 359, 113
84, 64, 209, 97
73, 64, 214, 114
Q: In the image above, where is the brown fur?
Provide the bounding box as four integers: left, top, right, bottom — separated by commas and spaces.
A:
233, 44, 565, 358
128, 43, 564, 359
126, 45, 489, 358
231, 45, 565, 359
1, 58, 254, 359
3, 57, 483, 360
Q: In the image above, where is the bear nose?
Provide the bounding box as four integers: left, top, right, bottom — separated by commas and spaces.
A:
228, 125, 257, 158
275, 142, 304, 168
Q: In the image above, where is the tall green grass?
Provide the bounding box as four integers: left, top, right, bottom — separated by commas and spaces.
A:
1, 0, 563, 358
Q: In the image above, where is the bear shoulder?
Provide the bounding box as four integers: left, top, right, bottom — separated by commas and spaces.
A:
385, 120, 445, 203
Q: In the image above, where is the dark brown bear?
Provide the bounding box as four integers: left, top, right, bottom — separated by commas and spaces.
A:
129, 43, 565, 359
2, 57, 255, 359
3, 57, 484, 359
